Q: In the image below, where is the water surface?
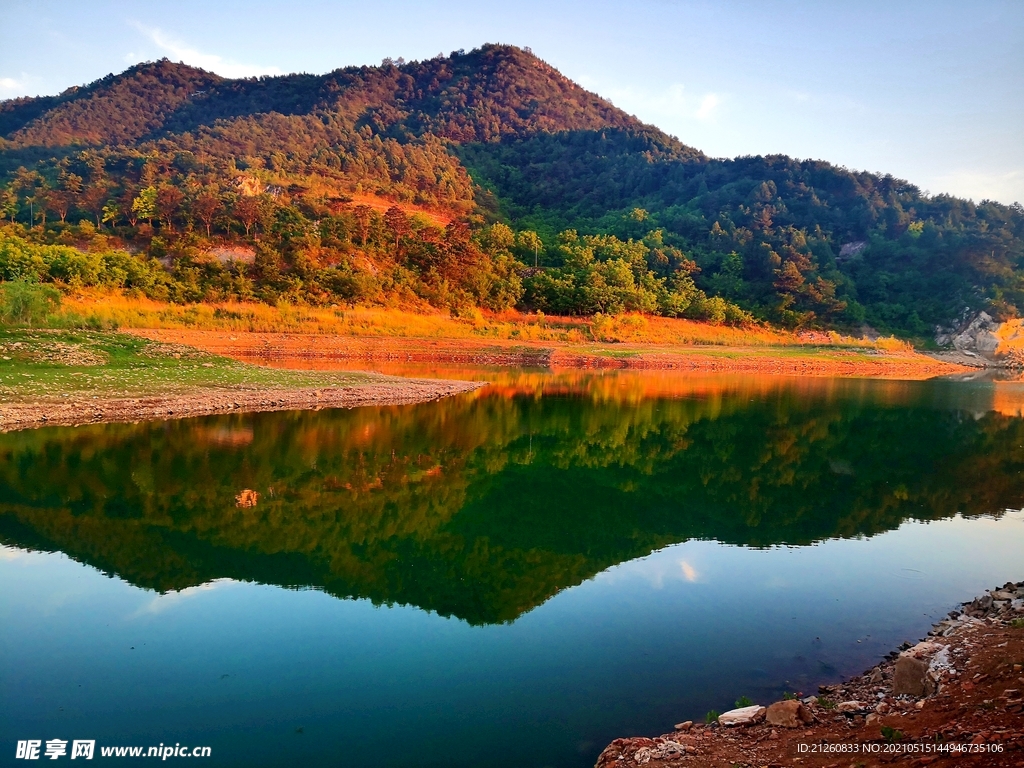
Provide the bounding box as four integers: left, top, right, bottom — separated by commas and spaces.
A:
3, 371, 1024, 767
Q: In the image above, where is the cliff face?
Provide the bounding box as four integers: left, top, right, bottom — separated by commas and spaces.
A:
936, 312, 1024, 366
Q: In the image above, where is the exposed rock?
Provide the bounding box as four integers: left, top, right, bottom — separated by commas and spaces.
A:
893, 655, 934, 697
837, 241, 867, 259
935, 311, 1024, 366
717, 705, 766, 727
765, 699, 812, 728
672, 720, 692, 731
835, 701, 867, 713
902, 640, 943, 660
631, 740, 686, 764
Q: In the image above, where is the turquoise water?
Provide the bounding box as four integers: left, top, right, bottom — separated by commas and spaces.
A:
2, 371, 1024, 766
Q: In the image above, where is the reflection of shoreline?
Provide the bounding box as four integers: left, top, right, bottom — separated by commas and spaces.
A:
3, 379, 1024, 625
219, 361, 1024, 417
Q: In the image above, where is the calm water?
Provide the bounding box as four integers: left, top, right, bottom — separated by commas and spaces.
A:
3, 370, 1024, 767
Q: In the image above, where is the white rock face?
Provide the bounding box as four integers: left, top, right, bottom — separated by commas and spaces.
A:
717, 705, 766, 727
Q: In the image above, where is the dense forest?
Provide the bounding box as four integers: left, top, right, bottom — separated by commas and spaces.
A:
2, 44, 1022, 335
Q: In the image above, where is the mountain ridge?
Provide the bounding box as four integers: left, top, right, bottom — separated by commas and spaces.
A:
1, 44, 1021, 336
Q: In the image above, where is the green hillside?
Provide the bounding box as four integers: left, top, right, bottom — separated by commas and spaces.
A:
2, 44, 1022, 335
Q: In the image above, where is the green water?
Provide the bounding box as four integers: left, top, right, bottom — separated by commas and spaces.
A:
2, 371, 1024, 766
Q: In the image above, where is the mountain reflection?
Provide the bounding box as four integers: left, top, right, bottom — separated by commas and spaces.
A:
2, 372, 1024, 625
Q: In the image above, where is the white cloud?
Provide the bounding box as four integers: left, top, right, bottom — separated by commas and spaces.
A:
0, 545, 32, 561
599, 82, 727, 129
695, 93, 721, 121
0, 76, 28, 97
133, 578, 234, 616
679, 559, 699, 582
129, 22, 283, 79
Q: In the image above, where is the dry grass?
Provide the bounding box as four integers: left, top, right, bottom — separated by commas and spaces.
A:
58, 292, 904, 351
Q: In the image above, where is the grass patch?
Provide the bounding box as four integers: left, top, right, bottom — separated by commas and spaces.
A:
50, 292, 913, 352
0, 328, 378, 403
881, 726, 903, 742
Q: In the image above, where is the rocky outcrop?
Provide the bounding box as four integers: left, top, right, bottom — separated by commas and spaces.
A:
716, 705, 765, 727
934, 311, 1024, 366
935, 311, 1001, 360
764, 699, 813, 727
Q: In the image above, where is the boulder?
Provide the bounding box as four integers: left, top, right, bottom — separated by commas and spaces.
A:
673, 720, 692, 731
836, 701, 867, 714
893, 655, 934, 697
717, 705, 766, 727
765, 699, 813, 728
902, 641, 942, 660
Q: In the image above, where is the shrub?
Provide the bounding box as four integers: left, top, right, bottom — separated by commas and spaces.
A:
0, 280, 61, 326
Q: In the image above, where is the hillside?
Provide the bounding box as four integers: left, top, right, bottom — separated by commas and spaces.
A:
1, 44, 1022, 336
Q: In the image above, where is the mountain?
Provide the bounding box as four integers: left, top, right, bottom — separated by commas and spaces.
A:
1, 44, 1022, 335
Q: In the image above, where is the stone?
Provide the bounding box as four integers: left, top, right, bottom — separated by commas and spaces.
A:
836, 701, 867, 714
869, 668, 884, 684
766, 699, 813, 728
673, 720, 692, 731
901, 641, 942, 660
717, 705, 766, 727
894, 655, 934, 697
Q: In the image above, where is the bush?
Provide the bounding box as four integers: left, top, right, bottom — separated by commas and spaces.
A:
0, 280, 61, 326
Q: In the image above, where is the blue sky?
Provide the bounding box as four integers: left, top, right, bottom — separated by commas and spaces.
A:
1, 0, 1021, 204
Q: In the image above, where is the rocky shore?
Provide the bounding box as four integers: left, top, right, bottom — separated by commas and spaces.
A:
596, 582, 1024, 768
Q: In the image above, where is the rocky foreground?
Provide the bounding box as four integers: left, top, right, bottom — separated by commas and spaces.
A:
596, 582, 1024, 768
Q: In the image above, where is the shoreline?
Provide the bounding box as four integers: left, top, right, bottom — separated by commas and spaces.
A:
595, 582, 1024, 768
0, 378, 483, 433
127, 329, 972, 379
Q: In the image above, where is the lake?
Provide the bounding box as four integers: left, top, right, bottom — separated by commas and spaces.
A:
3, 370, 1024, 767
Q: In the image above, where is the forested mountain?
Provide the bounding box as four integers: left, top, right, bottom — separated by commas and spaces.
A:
2, 44, 1022, 335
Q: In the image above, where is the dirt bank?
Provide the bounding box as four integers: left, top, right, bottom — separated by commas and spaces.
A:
596, 583, 1024, 768
0, 377, 482, 433
126, 330, 971, 379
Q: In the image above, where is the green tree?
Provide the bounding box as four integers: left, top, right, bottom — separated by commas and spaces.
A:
101, 200, 120, 229
516, 230, 543, 267
132, 186, 158, 226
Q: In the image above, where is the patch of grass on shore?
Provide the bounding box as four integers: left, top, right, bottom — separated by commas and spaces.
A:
0, 328, 379, 403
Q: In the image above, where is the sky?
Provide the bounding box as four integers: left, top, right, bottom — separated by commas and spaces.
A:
1, 0, 1022, 204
